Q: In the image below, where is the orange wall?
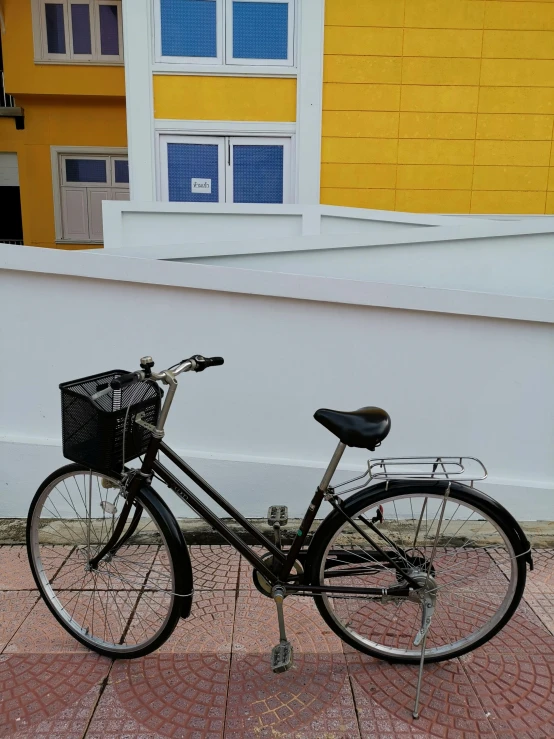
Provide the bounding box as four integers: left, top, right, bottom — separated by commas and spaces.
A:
1, 96, 127, 249
2, 0, 125, 97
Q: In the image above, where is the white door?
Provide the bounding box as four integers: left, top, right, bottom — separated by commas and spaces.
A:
61, 187, 89, 240
88, 188, 110, 241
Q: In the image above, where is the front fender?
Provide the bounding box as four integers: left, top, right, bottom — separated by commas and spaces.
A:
139, 484, 194, 618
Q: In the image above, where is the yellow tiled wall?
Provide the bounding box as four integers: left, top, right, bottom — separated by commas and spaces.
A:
321, 0, 554, 214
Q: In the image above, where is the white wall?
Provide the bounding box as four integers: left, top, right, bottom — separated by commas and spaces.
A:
179, 233, 554, 299
100, 202, 481, 252
1, 244, 553, 521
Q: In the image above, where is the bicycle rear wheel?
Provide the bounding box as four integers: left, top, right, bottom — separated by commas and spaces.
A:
308, 483, 527, 663
27, 464, 189, 658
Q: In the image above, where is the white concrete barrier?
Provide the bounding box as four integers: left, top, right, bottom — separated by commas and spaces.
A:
1, 243, 553, 519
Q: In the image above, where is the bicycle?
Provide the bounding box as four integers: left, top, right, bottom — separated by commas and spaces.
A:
26, 354, 534, 718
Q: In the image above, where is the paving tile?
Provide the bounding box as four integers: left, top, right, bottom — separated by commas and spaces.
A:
86, 653, 230, 739
347, 653, 496, 739
232, 590, 343, 656
0, 592, 39, 653
524, 550, 554, 593
479, 605, 554, 656
4, 599, 89, 653
225, 655, 360, 738
189, 545, 240, 592
461, 651, 554, 738
524, 591, 554, 637
225, 591, 360, 737
0, 652, 110, 737
522, 549, 554, 633
159, 591, 235, 654
29, 545, 72, 589
0, 547, 36, 590
238, 547, 274, 593
490, 547, 554, 595
53, 544, 159, 590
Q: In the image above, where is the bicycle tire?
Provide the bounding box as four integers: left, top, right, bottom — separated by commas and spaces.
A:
307, 480, 527, 663
27, 463, 192, 659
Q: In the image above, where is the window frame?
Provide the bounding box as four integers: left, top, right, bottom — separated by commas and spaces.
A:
157, 132, 294, 204
32, 0, 124, 65
154, 0, 224, 66
227, 136, 292, 203
159, 135, 226, 202
51, 147, 129, 244
154, 0, 295, 72
225, 0, 294, 67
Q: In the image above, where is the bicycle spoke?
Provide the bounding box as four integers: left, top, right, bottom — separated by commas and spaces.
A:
29, 469, 177, 654
316, 491, 522, 661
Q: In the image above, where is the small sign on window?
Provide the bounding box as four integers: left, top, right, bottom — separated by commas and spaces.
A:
191, 178, 212, 194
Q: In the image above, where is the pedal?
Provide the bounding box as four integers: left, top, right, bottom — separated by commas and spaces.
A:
271, 641, 294, 673
267, 505, 288, 527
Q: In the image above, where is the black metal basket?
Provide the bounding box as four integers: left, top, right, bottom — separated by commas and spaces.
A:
60, 370, 162, 474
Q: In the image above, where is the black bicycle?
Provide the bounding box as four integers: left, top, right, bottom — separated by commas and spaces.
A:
26, 354, 533, 694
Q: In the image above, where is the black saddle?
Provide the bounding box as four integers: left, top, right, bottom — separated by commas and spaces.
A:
314, 407, 391, 450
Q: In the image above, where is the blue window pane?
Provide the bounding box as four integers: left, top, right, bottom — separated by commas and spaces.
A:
71, 4, 92, 54
45, 4, 66, 54
233, 2, 288, 60
114, 160, 129, 183
233, 145, 283, 204
167, 143, 219, 202
65, 159, 107, 183
161, 0, 217, 58
99, 5, 119, 55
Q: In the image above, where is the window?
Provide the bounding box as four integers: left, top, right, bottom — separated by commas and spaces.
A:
55, 153, 129, 242
159, 135, 292, 203
33, 0, 123, 63
156, 0, 294, 68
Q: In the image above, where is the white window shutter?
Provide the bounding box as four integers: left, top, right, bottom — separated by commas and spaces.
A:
112, 189, 130, 201
61, 187, 89, 240
87, 188, 110, 240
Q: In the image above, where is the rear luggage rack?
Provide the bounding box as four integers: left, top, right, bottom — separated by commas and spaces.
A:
333, 456, 488, 496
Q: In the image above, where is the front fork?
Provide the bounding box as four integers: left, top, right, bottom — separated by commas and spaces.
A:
88, 472, 144, 570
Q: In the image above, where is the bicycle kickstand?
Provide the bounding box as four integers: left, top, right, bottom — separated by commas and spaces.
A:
270, 585, 294, 674
413, 631, 427, 719
412, 591, 435, 718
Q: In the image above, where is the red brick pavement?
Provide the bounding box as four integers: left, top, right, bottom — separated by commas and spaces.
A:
1, 544, 554, 738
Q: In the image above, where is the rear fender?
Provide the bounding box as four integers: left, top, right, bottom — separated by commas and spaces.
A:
307, 479, 533, 572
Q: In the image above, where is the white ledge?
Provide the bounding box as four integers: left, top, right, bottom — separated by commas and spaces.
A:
1, 243, 553, 324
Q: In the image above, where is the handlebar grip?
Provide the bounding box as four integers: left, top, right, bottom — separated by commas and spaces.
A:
193, 355, 224, 372
110, 371, 142, 390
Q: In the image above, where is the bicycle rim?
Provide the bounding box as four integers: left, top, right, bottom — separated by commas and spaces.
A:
316, 491, 523, 661
28, 468, 178, 655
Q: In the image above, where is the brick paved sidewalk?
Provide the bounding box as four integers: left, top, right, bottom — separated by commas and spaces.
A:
1, 545, 553, 738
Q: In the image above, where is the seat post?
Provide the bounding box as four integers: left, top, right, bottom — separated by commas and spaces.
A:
318, 442, 347, 492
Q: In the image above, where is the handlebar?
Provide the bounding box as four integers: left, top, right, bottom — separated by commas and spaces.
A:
109, 354, 224, 390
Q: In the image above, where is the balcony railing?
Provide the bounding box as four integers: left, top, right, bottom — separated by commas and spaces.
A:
1, 70, 15, 108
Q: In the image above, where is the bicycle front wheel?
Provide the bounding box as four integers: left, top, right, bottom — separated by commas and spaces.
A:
308, 483, 527, 663
27, 464, 188, 658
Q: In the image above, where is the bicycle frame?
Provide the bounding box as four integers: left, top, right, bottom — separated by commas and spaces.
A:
89, 374, 416, 597
96, 434, 413, 598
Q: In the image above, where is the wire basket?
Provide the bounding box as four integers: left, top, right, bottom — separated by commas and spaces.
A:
60, 370, 162, 474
